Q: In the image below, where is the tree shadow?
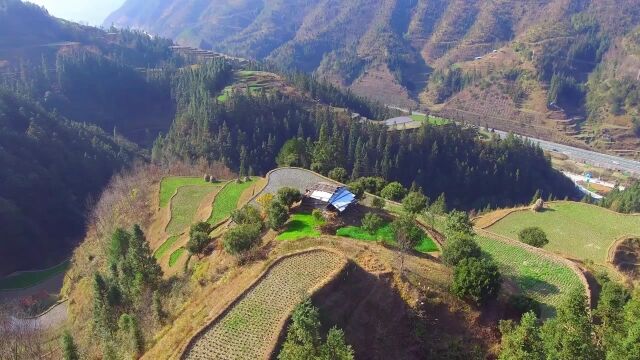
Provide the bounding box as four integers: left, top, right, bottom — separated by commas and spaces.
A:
516, 276, 560, 297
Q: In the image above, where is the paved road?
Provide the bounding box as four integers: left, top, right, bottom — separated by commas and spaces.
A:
493, 130, 640, 176
387, 105, 640, 176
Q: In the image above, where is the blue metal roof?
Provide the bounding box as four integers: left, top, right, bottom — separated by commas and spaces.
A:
328, 188, 356, 212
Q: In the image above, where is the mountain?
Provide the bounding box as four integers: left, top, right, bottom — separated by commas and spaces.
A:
105, 0, 640, 153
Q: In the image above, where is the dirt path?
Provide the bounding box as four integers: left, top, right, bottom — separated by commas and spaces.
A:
7, 301, 68, 332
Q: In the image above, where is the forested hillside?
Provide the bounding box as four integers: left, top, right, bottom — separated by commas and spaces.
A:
153, 61, 578, 210
0, 0, 178, 274
0, 89, 139, 275
106, 0, 640, 153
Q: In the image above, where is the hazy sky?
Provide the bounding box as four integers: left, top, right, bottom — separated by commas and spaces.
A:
27, 0, 126, 26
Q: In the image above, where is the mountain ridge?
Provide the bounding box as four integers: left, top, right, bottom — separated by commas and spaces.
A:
105, 0, 640, 154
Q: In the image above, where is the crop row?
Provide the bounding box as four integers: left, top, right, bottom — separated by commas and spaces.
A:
183, 250, 345, 359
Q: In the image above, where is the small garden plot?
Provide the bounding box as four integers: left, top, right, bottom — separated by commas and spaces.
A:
336, 223, 438, 253
169, 248, 186, 268
183, 250, 345, 360
154, 235, 179, 260
159, 177, 216, 208
0, 260, 70, 290
166, 185, 219, 235
276, 213, 324, 241
208, 179, 256, 225
476, 236, 584, 318
487, 202, 640, 265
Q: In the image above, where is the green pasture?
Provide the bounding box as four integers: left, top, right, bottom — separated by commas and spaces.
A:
337, 223, 438, 253
488, 202, 640, 265
276, 213, 324, 241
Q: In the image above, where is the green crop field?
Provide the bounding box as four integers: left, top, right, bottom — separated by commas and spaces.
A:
276, 213, 324, 241
208, 179, 256, 225
169, 248, 186, 268
476, 236, 583, 318
166, 185, 220, 235
488, 202, 640, 265
159, 177, 217, 208
154, 235, 180, 261
0, 260, 70, 290
410, 114, 451, 125
183, 250, 344, 359
337, 223, 439, 253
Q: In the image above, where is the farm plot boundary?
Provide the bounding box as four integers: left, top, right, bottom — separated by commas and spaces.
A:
477, 228, 591, 309
179, 248, 348, 359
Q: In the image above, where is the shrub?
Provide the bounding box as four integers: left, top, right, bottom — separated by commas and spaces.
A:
381, 182, 407, 201
223, 224, 262, 255
347, 181, 365, 199
61, 330, 79, 360
312, 209, 324, 222
429, 193, 447, 215
268, 200, 290, 230
328, 167, 348, 183
231, 205, 263, 226
277, 187, 302, 208
257, 193, 274, 211
451, 258, 502, 305
445, 210, 475, 237
361, 212, 384, 235
372, 196, 386, 209
518, 227, 549, 248
442, 233, 481, 267
187, 231, 211, 255
402, 191, 429, 214
508, 295, 541, 317
235, 178, 244, 184
190, 221, 213, 236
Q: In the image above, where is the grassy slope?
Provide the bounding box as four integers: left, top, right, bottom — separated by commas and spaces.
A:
169, 248, 186, 267
166, 185, 219, 235
337, 223, 439, 253
0, 260, 70, 290
410, 114, 451, 125
276, 213, 323, 241
476, 236, 583, 318
488, 202, 640, 264
208, 179, 257, 225
159, 177, 216, 208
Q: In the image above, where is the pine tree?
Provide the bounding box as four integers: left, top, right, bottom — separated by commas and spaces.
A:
61, 330, 80, 360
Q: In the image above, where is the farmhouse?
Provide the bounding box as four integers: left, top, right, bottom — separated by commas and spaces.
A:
303, 182, 357, 213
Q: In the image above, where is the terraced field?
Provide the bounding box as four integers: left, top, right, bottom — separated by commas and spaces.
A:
487, 202, 640, 265
159, 177, 217, 208
182, 250, 346, 359
207, 179, 257, 225
167, 185, 220, 235
476, 235, 584, 318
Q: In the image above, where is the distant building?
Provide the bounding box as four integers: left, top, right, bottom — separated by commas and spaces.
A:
303, 183, 357, 213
